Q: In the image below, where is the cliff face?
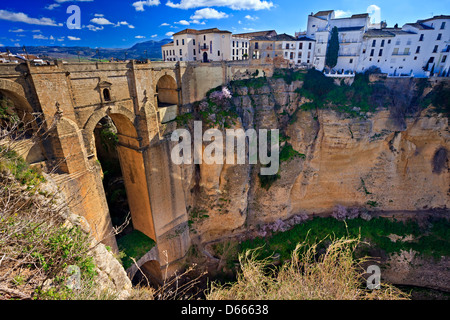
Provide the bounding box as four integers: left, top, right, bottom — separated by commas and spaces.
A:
181, 76, 449, 244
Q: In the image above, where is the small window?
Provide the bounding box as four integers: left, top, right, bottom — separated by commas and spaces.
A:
381, 39, 385, 47
308, 43, 312, 50
176, 40, 179, 46
103, 89, 111, 102
419, 34, 424, 41
370, 49, 374, 57
440, 22, 446, 30
379, 49, 383, 56
349, 58, 353, 64
193, 49, 196, 55
372, 39, 376, 47
193, 39, 196, 46
437, 33, 442, 41
204, 35, 206, 41
416, 46, 420, 54
218, 50, 221, 57
182, 39, 185, 45
433, 45, 438, 53
442, 55, 447, 63
180, 49, 182, 55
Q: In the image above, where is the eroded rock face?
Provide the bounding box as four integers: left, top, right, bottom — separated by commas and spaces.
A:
183, 78, 449, 244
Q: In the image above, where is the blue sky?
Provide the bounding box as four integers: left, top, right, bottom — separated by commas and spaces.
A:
0, 0, 448, 48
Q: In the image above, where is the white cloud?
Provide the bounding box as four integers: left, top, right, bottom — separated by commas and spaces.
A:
165, 31, 175, 37
190, 20, 206, 25
160, 22, 170, 26
45, 3, 61, 10
86, 24, 104, 31
175, 20, 190, 25
133, 0, 161, 12
116, 21, 135, 28
67, 36, 81, 40
0, 10, 59, 26
334, 10, 352, 18
33, 34, 48, 40
151, 34, 158, 37
32, 30, 41, 33
167, 0, 273, 10
50, 35, 55, 40
94, 14, 104, 17
245, 15, 258, 20
9, 29, 25, 33
190, 8, 229, 20
90, 17, 114, 25
57, 37, 65, 42
135, 35, 146, 39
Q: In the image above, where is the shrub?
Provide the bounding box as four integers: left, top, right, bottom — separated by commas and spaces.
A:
207, 236, 409, 300
432, 147, 448, 174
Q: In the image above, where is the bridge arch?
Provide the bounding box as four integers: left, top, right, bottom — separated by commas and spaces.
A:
84, 105, 157, 245
155, 74, 179, 124
0, 79, 46, 164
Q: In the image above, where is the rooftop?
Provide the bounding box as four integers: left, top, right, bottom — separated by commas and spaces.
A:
173, 28, 232, 36
404, 22, 434, 30
233, 30, 277, 38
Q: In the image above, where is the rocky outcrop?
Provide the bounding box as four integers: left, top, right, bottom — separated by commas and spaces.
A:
182, 77, 449, 244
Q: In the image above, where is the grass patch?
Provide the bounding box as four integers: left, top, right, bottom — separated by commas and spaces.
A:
117, 230, 156, 270
240, 217, 450, 262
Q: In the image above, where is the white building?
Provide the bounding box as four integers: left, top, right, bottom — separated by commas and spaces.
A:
305, 11, 374, 71
357, 15, 450, 77
162, 28, 232, 62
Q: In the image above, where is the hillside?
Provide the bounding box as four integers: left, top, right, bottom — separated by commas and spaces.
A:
2, 39, 172, 62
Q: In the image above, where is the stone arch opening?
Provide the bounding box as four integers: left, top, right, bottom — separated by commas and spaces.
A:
155, 75, 179, 124
203, 52, 208, 63
88, 109, 156, 245
0, 82, 45, 164
131, 260, 163, 288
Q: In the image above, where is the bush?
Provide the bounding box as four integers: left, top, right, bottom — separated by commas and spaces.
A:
207, 236, 409, 300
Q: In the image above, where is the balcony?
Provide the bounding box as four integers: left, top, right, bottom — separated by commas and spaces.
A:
199, 45, 210, 51
392, 52, 411, 56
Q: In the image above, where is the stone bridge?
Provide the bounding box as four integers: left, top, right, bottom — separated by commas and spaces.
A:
0, 59, 274, 279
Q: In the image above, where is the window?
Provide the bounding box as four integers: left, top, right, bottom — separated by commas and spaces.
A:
381, 39, 385, 47
370, 49, 374, 57
393, 48, 399, 55
204, 35, 206, 41
299, 43, 303, 50
103, 89, 111, 102
416, 46, 420, 54
395, 40, 400, 45
182, 39, 185, 45
419, 34, 424, 41
308, 43, 312, 50
442, 55, 447, 63
193, 39, 196, 46
285, 52, 288, 57
440, 22, 446, 30
232, 49, 235, 55
255, 42, 259, 49
414, 56, 417, 60
218, 50, 221, 57
404, 48, 410, 55
379, 49, 383, 56
193, 49, 196, 55
176, 40, 179, 45
286, 44, 289, 49
433, 45, 438, 53
372, 39, 376, 47
437, 33, 442, 40
180, 49, 182, 55
233, 41, 235, 47
349, 58, 353, 64
388, 39, 391, 44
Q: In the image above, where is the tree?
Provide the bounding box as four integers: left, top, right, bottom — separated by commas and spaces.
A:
325, 26, 339, 69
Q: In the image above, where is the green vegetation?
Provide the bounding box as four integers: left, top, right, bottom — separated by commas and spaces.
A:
326, 27, 340, 69
117, 230, 156, 270
99, 125, 118, 152
0, 148, 46, 190
207, 236, 408, 300
240, 217, 450, 262
279, 143, 305, 162
258, 170, 281, 191
175, 112, 194, 127
0, 95, 19, 123
272, 68, 306, 84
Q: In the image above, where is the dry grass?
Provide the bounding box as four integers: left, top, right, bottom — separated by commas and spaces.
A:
207, 236, 410, 300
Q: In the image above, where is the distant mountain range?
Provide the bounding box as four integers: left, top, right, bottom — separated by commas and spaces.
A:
2, 39, 172, 62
